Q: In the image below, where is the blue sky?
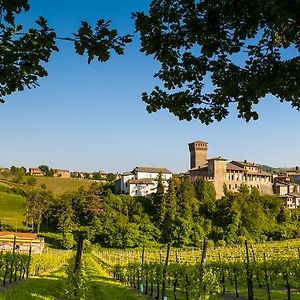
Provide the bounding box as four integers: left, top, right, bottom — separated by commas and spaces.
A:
1, 1, 299, 173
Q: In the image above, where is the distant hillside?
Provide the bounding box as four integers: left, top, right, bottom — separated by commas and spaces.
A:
0, 177, 94, 195
256, 164, 279, 173
257, 164, 299, 174
33, 177, 94, 194
0, 191, 26, 231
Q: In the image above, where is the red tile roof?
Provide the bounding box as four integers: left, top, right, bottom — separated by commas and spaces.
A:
0, 232, 38, 240
133, 167, 172, 174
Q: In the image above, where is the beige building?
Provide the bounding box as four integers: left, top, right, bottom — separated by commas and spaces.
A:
0, 232, 44, 254
273, 167, 300, 209
188, 140, 273, 198
53, 169, 70, 178
279, 193, 300, 209
29, 168, 44, 176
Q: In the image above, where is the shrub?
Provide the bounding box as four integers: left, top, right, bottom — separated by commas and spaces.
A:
61, 233, 75, 249
216, 240, 226, 247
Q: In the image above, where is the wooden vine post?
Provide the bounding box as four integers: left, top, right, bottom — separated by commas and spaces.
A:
140, 245, 145, 293
245, 240, 254, 300
162, 243, 171, 300
9, 235, 17, 283
26, 244, 32, 279
173, 250, 179, 300
263, 253, 271, 300
198, 239, 208, 300
218, 252, 226, 294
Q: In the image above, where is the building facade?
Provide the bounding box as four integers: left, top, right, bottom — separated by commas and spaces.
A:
188, 140, 273, 198
115, 167, 173, 197
29, 168, 44, 176
279, 193, 300, 209
53, 169, 71, 178
274, 168, 300, 209
0, 232, 44, 254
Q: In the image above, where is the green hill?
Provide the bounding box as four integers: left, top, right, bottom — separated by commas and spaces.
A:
0, 177, 94, 195
0, 191, 26, 231
33, 177, 94, 194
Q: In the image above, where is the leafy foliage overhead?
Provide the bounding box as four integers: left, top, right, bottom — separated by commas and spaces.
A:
134, 0, 300, 124
0, 1, 132, 103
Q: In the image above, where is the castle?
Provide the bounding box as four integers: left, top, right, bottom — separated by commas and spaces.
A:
188, 140, 273, 198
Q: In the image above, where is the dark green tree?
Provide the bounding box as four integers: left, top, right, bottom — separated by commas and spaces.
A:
38, 165, 53, 177
0, 1, 132, 104
106, 173, 117, 182
10, 166, 26, 183
156, 172, 165, 197
195, 179, 217, 218
134, 0, 300, 124
175, 181, 199, 246
152, 172, 166, 225
160, 177, 178, 243
26, 190, 52, 233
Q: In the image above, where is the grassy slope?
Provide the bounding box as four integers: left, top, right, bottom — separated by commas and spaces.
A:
0, 192, 26, 231
0, 177, 93, 195
30, 177, 93, 194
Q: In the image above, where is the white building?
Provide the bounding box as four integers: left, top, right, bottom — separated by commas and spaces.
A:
279, 193, 300, 209
115, 167, 173, 197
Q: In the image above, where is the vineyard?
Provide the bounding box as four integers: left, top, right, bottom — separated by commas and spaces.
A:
94, 239, 300, 300
0, 248, 71, 287
1, 239, 300, 299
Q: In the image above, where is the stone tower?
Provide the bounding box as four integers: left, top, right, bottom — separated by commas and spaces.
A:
189, 140, 208, 169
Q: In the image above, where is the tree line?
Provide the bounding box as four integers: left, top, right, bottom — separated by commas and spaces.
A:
18, 177, 300, 249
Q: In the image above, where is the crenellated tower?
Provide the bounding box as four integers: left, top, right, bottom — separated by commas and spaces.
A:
189, 140, 208, 169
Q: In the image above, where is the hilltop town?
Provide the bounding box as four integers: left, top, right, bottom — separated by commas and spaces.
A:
1, 140, 299, 209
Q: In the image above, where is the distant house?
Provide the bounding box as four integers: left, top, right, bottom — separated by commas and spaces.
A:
274, 183, 289, 196
53, 169, 71, 178
279, 193, 300, 209
0, 167, 10, 172
290, 172, 300, 184
0, 232, 44, 254
115, 167, 173, 197
274, 166, 300, 208
29, 168, 44, 176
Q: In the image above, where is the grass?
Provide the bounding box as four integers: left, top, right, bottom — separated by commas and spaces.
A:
0, 254, 148, 300
216, 281, 300, 300
85, 255, 147, 300
0, 251, 298, 300
0, 177, 93, 195
31, 177, 93, 194
0, 265, 67, 300
0, 191, 26, 231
